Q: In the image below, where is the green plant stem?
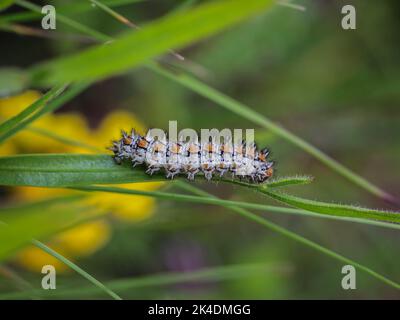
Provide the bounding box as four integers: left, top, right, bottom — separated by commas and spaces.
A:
0, 84, 67, 143
0, 84, 65, 135
174, 181, 400, 290
1, 0, 145, 24
89, 0, 137, 28
0, 261, 288, 299
15, 0, 110, 42
27, 127, 104, 152
0, 265, 37, 299
31, 239, 122, 300
70, 184, 400, 230
0, 83, 89, 144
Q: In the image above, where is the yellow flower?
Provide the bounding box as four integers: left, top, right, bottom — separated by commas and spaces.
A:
18, 113, 91, 153
0, 90, 41, 118
15, 245, 71, 273
0, 91, 91, 154
15, 220, 111, 273
85, 182, 164, 222
1, 91, 163, 272
54, 220, 111, 256
91, 110, 146, 145
0, 140, 16, 156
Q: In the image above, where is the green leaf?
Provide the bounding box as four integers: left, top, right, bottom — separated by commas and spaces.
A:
0, 154, 159, 186
29, 0, 274, 85
0, 153, 308, 188
228, 175, 314, 189
259, 188, 400, 224
72, 184, 400, 229
0, 67, 29, 97
264, 176, 314, 188
0, 196, 100, 261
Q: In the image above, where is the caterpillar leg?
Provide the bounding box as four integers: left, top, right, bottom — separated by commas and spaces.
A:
187, 169, 199, 181
166, 171, 179, 179
187, 172, 195, 181
145, 166, 160, 176
132, 161, 142, 168
218, 169, 228, 177
204, 171, 213, 181
113, 156, 122, 164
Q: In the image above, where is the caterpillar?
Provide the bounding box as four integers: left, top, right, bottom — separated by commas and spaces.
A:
110, 129, 274, 183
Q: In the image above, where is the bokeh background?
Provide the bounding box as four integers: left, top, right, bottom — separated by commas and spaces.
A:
0, 0, 399, 299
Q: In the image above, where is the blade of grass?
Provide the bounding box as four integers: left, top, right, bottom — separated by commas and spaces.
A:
0, 265, 37, 299
0, 116, 103, 153
0, 261, 288, 299
27, 0, 275, 85
229, 178, 400, 223
174, 181, 400, 291
260, 187, 400, 224
277, 0, 306, 12
252, 175, 314, 188
88, 0, 139, 29
31, 240, 122, 300
71, 184, 400, 228
15, 0, 110, 42
88, 0, 185, 61
0, 196, 101, 261
1, 0, 144, 24
0, 84, 66, 139
0, 23, 98, 44
0, 197, 121, 300
27, 126, 104, 152
0, 82, 89, 144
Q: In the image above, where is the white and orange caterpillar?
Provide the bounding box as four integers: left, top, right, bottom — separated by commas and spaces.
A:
111, 129, 274, 183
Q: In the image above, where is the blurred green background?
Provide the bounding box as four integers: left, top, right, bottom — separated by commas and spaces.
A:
0, 0, 399, 299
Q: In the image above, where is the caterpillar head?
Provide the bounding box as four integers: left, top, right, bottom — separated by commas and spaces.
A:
255, 161, 274, 183
110, 129, 140, 163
